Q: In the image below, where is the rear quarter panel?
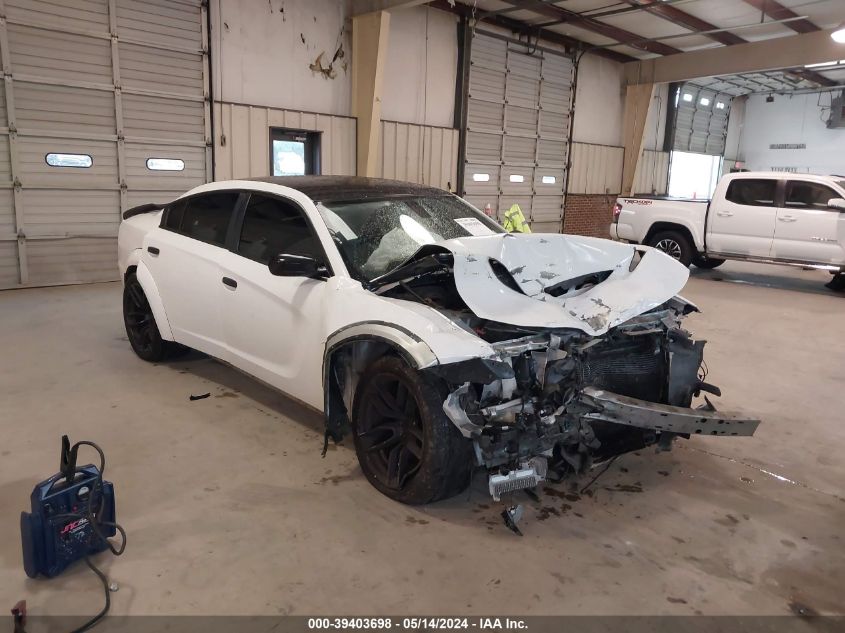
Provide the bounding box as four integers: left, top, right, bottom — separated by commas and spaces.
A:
614, 197, 707, 250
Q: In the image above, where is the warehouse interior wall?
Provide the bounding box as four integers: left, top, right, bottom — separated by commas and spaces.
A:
211, 0, 351, 116
571, 54, 625, 147
381, 6, 458, 128
738, 91, 845, 174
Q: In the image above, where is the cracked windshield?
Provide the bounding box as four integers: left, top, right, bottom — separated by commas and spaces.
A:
317, 196, 504, 281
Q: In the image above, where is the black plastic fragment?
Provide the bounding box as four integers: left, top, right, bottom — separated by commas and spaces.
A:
189, 393, 210, 401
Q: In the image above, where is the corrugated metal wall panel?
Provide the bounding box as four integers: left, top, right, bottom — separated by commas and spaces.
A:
632, 149, 670, 195
567, 143, 624, 195
462, 32, 574, 228
376, 122, 458, 191
213, 102, 357, 180
0, 0, 209, 288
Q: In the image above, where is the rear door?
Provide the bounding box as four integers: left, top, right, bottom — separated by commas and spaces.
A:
218, 192, 332, 409
143, 190, 242, 358
707, 177, 778, 257
771, 180, 845, 264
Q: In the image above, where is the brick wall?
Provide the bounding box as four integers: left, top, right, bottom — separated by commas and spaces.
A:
562, 194, 617, 239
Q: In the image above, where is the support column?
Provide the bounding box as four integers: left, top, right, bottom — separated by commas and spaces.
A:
620, 82, 654, 197
352, 10, 390, 177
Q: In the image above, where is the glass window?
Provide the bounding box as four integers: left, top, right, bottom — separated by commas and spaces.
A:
163, 198, 187, 231
237, 194, 322, 264
317, 195, 504, 282
146, 158, 184, 171
174, 192, 239, 246
725, 179, 777, 207
46, 153, 92, 168
785, 181, 840, 210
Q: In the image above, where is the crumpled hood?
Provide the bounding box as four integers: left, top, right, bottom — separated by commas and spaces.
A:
436, 233, 689, 336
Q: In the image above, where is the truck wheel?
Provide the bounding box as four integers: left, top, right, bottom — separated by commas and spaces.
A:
351, 356, 474, 505
692, 255, 725, 269
648, 231, 693, 267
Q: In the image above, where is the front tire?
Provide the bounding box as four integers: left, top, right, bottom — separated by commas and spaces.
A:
647, 230, 694, 267
692, 255, 725, 269
123, 272, 184, 362
351, 356, 474, 504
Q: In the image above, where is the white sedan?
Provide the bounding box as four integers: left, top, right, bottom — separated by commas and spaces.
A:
118, 177, 759, 504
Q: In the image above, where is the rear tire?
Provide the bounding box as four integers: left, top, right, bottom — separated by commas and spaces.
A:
647, 230, 694, 267
351, 356, 474, 505
692, 255, 725, 269
123, 272, 185, 362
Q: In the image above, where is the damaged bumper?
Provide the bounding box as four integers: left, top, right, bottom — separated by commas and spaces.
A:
432, 300, 761, 500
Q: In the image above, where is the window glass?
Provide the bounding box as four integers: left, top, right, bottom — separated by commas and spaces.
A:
46, 153, 92, 168
725, 179, 776, 207
163, 198, 187, 231
238, 194, 322, 264
179, 192, 239, 246
146, 158, 184, 171
785, 181, 840, 210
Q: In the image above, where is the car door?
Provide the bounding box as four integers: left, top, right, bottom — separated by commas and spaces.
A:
771, 179, 845, 264
142, 190, 243, 359
707, 177, 778, 257
217, 191, 332, 409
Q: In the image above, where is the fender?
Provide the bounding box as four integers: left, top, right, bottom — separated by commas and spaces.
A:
134, 261, 175, 342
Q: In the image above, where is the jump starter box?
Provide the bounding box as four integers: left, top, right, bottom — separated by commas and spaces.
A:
20, 464, 116, 578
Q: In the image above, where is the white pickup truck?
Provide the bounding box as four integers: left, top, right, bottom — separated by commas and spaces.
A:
611, 172, 845, 282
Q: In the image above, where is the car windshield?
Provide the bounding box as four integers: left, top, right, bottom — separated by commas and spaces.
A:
316, 195, 504, 281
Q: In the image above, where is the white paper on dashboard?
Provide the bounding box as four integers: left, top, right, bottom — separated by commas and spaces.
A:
454, 217, 496, 236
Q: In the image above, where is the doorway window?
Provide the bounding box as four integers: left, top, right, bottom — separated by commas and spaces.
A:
270, 128, 320, 176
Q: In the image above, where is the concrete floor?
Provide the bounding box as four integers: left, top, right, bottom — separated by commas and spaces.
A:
0, 261, 843, 617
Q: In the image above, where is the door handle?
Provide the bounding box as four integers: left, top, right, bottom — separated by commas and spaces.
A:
147, 246, 160, 255
222, 276, 237, 289
779, 215, 797, 223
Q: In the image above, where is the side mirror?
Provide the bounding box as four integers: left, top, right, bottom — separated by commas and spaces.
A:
268, 253, 329, 279
828, 197, 845, 211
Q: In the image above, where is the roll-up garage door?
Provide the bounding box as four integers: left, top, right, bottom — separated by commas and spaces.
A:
462, 31, 573, 234
0, 0, 210, 289
672, 84, 732, 156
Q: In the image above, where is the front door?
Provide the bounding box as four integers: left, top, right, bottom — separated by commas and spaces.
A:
143, 190, 242, 359
218, 192, 331, 409
771, 180, 845, 264
707, 177, 778, 257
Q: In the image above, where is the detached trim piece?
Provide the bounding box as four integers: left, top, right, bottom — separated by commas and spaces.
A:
580, 387, 760, 437
122, 203, 168, 221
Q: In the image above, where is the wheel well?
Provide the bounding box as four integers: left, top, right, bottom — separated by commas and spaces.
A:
322, 338, 413, 446
124, 265, 137, 282
644, 222, 694, 249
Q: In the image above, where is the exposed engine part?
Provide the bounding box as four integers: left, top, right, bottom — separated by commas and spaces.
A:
488, 457, 548, 501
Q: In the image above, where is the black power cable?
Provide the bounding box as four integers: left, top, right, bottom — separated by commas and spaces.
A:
51, 441, 126, 633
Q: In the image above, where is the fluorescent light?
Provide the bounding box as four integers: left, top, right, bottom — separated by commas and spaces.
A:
833, 22, 845, 43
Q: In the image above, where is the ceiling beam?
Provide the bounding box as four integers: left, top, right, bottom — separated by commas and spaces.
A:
741, 0, 819, 34
428, 0, 638, 64
619, 0, 745, 46
349, 0, 432, 16
497, 0, 682, 57
624, 29, 845, 84
789, 68, 837, 87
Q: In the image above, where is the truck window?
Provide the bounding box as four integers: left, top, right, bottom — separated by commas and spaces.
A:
725, 179, 776, 207
785, 181, 840, 211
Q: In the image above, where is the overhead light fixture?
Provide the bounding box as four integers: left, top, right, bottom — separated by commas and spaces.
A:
766, 95, 775, 103
833, 22, 845, 43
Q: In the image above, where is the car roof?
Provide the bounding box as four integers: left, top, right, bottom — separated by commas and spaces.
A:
244, 176, 450, 202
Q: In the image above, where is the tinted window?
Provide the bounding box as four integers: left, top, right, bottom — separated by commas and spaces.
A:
725, 179, 776, 207
237, 193, 322, 264
168, 192, 239, 246
785, 181, 839, 210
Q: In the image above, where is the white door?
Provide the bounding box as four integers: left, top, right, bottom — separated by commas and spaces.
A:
707, 177, 778, 257
0, 0, 209, 289
143, 190, 241, 358
218, 192, 331, 409
771, 180, 845, 264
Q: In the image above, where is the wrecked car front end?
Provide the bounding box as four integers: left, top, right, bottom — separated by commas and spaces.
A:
369, 234, 760, 501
